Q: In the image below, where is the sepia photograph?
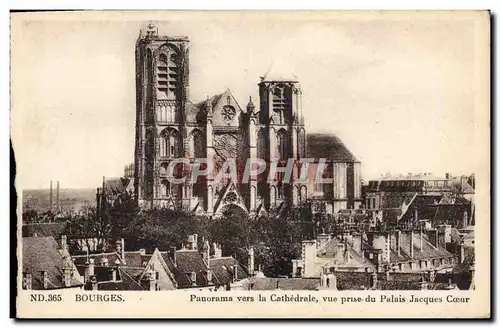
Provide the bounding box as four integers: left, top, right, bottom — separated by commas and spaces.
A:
11, 10, 490, 318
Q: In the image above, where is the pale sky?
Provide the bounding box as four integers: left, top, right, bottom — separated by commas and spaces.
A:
11, 12, 483, 189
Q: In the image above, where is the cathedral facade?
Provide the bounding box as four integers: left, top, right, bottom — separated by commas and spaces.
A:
133, 25, 362, 216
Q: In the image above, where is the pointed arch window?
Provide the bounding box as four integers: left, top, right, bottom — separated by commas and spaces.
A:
161, 179, 170, 197
160, 129, 182, 158
277, 181, 284, 199
276, 130, 288, 161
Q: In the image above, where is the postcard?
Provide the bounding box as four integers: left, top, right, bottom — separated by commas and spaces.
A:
12, 10, 490, 318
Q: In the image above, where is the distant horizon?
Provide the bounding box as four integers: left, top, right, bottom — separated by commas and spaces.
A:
21, 170, 476, 191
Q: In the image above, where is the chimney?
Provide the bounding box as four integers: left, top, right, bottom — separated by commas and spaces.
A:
169, 246, 177, 266
248, 246, 255, 276
459, 241, 465, 264
385, 233, 391, 264
396, 230, 401, 256
139, 249, 146, 256
428, 229, 439, 248
63, 265, 72, 287
206, 269, 213, 283
214, 243, 222, 259
90, 275, 98, 291
49, 181, 53, 212
352, 233, 362, 254
370, 272, 378, 290
410, 231, 414, 259
445, 173, 450, 180
190, 271, 197, 286
232, 265, 238, 283
385, 269, 391, 281
116, 238, 125, 263
110, 268, 117, 282
56, 181, 60, 212
61, 235, 68, 252
421, 275, 428, 290
23, 273, 32, 290
202, 239, 210, 263
187, 234, 198, 250
85, 258, 95, 283
42, 270, 48, 289
329, 273, 338, 290
462, 211, 469, 228
193, 234, 198, 250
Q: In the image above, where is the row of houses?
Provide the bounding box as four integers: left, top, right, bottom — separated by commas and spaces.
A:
22, 233, 254, 291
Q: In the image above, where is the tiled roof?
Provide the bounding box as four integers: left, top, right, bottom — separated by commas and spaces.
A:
123, 251, 150, 268
249, 278, 320, 290
22, 221, 68, 238
185, 101, 204, 123
195, 92, 226, 110
97, 268, 144, 291
103, 178, 128, 197
450, 178, 475, 194
23, 237, 83, 290
306, 133, 358, 162
75, 265, 121, 283
388, 231, 453, 262
209, 257, 248, 285
72, 252, 124, 266
317, 239, 375, 270
160, 250, 211, 288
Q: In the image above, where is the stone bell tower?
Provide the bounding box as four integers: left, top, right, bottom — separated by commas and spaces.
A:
134, 24, 191, 207
257, 60, 306, 209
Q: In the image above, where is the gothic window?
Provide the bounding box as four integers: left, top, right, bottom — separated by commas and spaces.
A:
159, 136, 167, 157
276, 129, 288, 161
221, 105, 236, 122
277, 182, 284, 199
160, 129, 182, 158
298, 129, 306, 158
166, 106, 172, 122
161, 180, 170, 197
191, 130, 206, 158
159, 164, 167, 176
157, 106, 164, 122
257, 129, 267, 162
272, 86, 289, 124
157, 46, 180, 100
300, 186, 307, 201
270, 186, 277, 205
225, 192, 237, 203
146, 50, 154, 121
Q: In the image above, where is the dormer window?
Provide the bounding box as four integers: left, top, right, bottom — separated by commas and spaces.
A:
190, 271, 196, 285
206, 270, 212, 282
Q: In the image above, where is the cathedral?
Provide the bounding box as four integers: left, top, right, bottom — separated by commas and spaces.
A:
133, 25, 362, 216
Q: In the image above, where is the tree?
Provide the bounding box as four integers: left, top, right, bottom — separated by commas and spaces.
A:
22, 209, 38, 223
68, 207, 111, 254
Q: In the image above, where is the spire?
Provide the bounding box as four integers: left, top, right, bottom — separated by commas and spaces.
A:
146, 22, 158, 38
205, 95, 213, 116
246, 96, 255, 113
260, 59, 298, 82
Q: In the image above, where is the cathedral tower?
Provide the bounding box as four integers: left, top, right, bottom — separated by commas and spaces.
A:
257, 61, 307, 209
134, 24, 190, 207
